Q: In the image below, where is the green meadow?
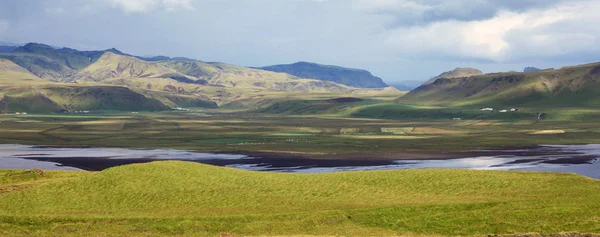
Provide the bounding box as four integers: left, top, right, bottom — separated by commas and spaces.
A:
1, 161, 600, 236
2, 105, 600, 154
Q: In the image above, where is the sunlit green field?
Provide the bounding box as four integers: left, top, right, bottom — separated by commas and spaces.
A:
1, 161, 599, 236
2, 107, 600, 155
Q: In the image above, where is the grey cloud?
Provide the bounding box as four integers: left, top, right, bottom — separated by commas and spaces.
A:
361, 0, 571, 27
0, 0, 599, 84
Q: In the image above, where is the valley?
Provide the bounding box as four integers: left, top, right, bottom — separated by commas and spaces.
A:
4, 1, 600, 236
1, 42, 600, 237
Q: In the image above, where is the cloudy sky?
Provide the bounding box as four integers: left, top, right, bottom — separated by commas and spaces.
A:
1, 0, 599, 85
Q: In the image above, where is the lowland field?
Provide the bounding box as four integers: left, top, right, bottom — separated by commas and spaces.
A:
2, 104, 600, 156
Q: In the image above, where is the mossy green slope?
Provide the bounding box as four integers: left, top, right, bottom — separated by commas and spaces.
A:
0, 85, 171, 112
0, 57, 216, 111
1, 161, 599, 236
400, 62, 600, 107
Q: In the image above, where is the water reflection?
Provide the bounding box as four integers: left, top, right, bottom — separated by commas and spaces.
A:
0, 144, 598, 179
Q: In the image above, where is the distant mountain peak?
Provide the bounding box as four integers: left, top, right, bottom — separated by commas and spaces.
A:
257, 62, 388, 88
18, 42, 55, 52
524, 67, 542, 72
423, 67, 484, 85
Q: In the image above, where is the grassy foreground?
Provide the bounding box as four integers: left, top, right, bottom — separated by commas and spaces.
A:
1, 161, 599, 236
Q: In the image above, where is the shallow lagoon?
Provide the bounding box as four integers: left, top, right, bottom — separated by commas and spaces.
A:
0, 144, 598, 179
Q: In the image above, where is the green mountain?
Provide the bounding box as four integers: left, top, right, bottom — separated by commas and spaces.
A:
0, 43, 123, 80
0, 58, 206, 112
72, 52, 362, 104
257, 61, 388, 88
422, 67, 483, 85
0, 43, 394, 111
399, 62, 600, 107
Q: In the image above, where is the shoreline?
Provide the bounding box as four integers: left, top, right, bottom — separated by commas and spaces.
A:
22, 144, 575, 161
0, 144, 595, 173
234, 145, 579, 161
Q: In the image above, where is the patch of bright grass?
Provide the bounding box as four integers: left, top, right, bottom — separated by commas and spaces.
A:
0, 161, 599, 236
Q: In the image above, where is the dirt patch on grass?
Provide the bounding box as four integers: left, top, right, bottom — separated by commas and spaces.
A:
411, 127, 464, 135
529, 130, 565, 135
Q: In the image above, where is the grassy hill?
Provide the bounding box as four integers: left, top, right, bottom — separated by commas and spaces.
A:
400, 62, 600, 107
257, 61, 389, 88
0, 59, 45, 83
1, 161, 599, 236
0, 85, 172, 113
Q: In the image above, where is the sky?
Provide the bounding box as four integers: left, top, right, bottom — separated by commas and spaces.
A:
1, 0, 599, 85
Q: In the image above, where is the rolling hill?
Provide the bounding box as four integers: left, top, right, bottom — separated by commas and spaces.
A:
257, 61, 388, 88
400, 62, 600, 107
0, 85, 171, 113
1, 161, 600, 236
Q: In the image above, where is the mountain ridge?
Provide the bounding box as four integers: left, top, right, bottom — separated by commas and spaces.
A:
256, 61, 389, 88
0, 42, 398, 112
399, 61, 600, 107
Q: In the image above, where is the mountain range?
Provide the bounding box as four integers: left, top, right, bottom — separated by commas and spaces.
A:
0, 43, 393, 112
256, 61, 388, 88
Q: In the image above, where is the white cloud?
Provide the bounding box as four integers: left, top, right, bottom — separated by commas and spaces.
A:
382, 0, 600, 62
105, 0, 194, 13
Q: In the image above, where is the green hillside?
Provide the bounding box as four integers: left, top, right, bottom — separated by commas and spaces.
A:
0, 58, 212, 112
0, 42, 403, 111
0, 43, 123, 80
73, 52, 371, 105
0, 85, 172, 112
257, 97, 371, 115
257, 61, 389, 88
0, 59, 45, 83
400, 62, 600, 107
1, 161, 599, 236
